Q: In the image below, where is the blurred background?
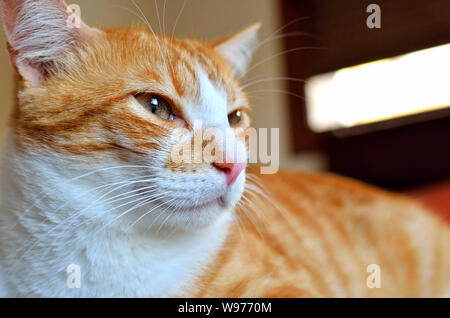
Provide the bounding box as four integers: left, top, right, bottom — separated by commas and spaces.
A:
0, 0, 449, 219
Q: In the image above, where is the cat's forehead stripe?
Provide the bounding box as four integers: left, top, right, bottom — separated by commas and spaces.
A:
164, 37, 235, 98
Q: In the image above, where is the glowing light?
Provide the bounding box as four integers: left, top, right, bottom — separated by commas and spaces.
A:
305, 44, 450, 132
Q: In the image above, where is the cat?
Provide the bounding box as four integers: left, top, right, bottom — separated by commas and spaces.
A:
0, 0, 449, 297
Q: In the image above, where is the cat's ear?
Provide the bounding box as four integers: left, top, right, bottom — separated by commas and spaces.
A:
2, 0, 99, 86
212, 23, 261, 78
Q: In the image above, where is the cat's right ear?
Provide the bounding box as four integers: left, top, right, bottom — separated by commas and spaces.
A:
212, 23, 261, 78
1, 0, 100, 87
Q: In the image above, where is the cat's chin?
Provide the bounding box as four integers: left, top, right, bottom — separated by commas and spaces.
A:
173, 178, 245, 230
131, 199, 234, 233
161, 191, 241, 231
126, 171, 246, 232
133, 188, 243, 232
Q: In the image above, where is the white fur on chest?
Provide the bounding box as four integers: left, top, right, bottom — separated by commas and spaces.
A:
0, 138, 232, 297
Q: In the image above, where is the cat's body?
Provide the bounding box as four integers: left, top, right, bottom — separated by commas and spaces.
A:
196, 170, 450, 297
0, 0, 449, 297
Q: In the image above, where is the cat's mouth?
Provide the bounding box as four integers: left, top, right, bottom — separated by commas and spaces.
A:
141, 193, 231, 213
175, 195, 229, 211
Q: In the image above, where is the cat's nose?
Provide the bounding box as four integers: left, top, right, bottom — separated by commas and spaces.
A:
213, 161, 246, 187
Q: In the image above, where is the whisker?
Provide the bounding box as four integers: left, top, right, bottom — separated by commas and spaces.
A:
246, 89, 305, 101
239, 194, 266, 238
170, 0, 188, 38
32, 176, 156, 234
94, 191, 170, 234
254, 32, 313, 50
246, 46, 321, 75
246, 174, 291, 223
155, 201, 179, 234
162, 0, 167, 37
43, 175, 149, 217
154, 0, 163, 35
132, 197, 177, 231
20, 187, 163, 258
241, 76, 305, 89
265, 17, 309, 40
12, 164, 154, 230
131, 0, 170, 73
233, 202, 246, 239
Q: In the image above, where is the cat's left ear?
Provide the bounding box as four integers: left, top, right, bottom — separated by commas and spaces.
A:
1, 0, 100, 87
212, 23, 261, 78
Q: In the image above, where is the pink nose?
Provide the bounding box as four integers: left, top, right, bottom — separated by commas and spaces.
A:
213, 161, 246, 186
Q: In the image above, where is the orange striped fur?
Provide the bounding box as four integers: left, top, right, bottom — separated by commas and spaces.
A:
193, 170, 450, 297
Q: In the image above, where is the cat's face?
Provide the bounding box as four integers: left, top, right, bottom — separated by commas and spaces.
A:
3, 0, 260, 230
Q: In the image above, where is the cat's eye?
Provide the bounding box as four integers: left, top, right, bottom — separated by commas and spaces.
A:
228, 110, 243, 126
136, 93, 174, 120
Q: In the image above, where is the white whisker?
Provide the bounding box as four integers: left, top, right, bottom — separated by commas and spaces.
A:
246, 46, 321, 75
130, 197, 177, 231
241, 76, 305, 89
131, 0, 170, 73
253, 32, 312, 50
170, 0, 188, 38
246, 89, 304, 100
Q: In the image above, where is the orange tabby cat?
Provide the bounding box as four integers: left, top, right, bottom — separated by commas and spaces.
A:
0, 0, 448, 297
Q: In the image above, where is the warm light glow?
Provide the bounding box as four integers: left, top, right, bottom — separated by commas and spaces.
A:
305, 44, 450, 132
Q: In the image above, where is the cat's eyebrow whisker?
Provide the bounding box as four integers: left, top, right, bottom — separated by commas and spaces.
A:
170, 0, 188, 38
253, 32, 313, 51
154, 0, 163, 36
162, 0, 167, 38
246, 89, 305, 101
131, 0, 170, 73
241, 77, 306, 90
112, 4, 147, 24
245, 46, 322, 75
137, 0, 175, 82
264, 17, 310, 42
248, 16, 310, 59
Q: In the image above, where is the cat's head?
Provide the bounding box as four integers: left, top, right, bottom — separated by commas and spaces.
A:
2, 0, 260, 230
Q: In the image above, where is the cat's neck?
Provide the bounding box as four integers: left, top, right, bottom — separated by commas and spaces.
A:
0, 136, 233, 297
